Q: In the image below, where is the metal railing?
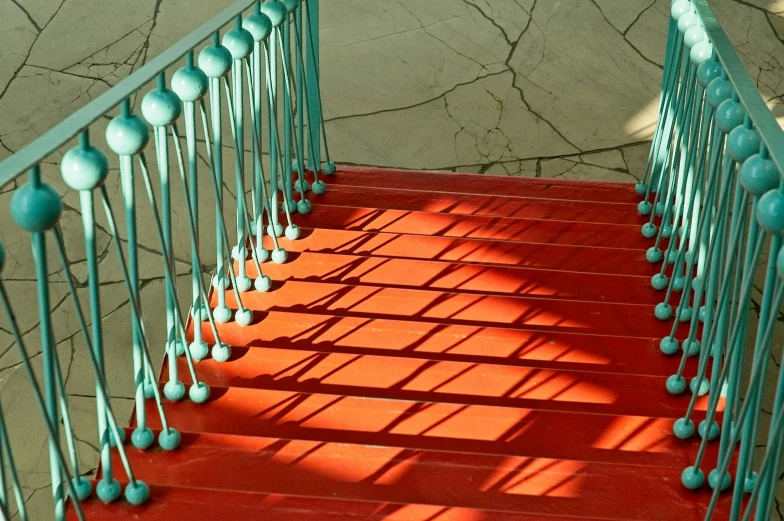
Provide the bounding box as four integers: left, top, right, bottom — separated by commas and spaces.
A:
638, 1, 784, 519
0, 0, 331, 518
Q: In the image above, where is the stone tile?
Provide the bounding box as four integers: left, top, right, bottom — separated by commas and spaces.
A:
0, 1, 38, 97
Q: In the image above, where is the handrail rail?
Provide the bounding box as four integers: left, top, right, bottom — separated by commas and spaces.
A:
0, 0, 256, 186
693, 0, 784, 174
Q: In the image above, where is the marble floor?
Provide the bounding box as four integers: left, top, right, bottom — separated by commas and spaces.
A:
2, 0, 784, 518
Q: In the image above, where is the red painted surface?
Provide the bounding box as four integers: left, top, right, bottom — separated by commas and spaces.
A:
69, 166, 726, 520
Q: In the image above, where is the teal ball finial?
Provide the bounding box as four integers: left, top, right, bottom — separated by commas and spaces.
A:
189, 340, 209, 361
96, 477, 122, 503
681, 466, 704, 489
678, 12, 699, 33
661, 223, 673, 238
647, 247, 663, 264
673, 418, 695, 439
213, 305, 232, 324
171, 66, 208, 102
61, 145, 109, 191
255, 275, 272, 292
671, 0, 691, 21
671, 274, 685, 291
285, 224, 300, 240
744, 471, 759, 493
652, 274, 668, 290
708, 469, 731, 491
272, 248, 288, 264
259, 0, 288, 26
198, 44, 233, 78
124, 480, 150, 506
297, 198, 312, 214
106, 114, 149, 156
131, 426, 155, 449
635, 182, 647, 196
638, 200, 651, 215
715, 99, 746, 134
158, 427, 181, 450
740, 155, 779, 196
706, 78, 733, 109
655, 302, 672, 320
189, 382, 210, 403
235, 307, 253, 326
282, 0, 298, 14
683, 338, 701, 357
666, 374, 686, 394
11, 183, 63, 232
212, 342, 231, 362
679, 306, 693, 322
72, 476, 92, 501
244, 12, 273, 42
757, 189, 784, 235
684, 26, 705, 49
641, 222, 657, 238
312, 180, 326, 195
727, 127, 761, 163
141, 88, 182, 127
690, 40, 712, 65
697, 60, 722, 88
222, 28, 254, 60
163, 380, 185, 401
660, 336, 679, 355
323, 161, 337, 175
699, 419, 720, 440
690, 376, 710, 395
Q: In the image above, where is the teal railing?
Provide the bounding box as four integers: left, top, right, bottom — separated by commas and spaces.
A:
0, 0, 330, 519
638, 1, 784, 519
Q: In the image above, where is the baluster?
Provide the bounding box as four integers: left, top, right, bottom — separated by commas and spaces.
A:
0, 399, 26, 519
262, 1, 284, 238
281, 0, 296, 214
304, 0, 334, 175
292, 0, 311, 197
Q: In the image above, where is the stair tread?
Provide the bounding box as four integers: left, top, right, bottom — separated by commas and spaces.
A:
250, 251, 660, 304
69, 483, 671, 521
293, 205, 652, 249
106, 430, 729, 520
217, 280, 688, 339
197, 312, 699, 377
264, 228, 661, 276
316, 184, 647, 224
313, 166, 641, 204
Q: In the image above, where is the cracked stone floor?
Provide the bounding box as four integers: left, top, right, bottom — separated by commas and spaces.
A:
2, 0, 784, 518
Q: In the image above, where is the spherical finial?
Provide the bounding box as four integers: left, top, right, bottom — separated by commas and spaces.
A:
678, 12, 699, 33
673, 418, 695, 440
124, 480, 150, 506
660, 336, 678, 355
323, 161, 336, 175
671, 0, 691, 21
141, 88, 181, 127
222, 28, 254, 60
641, 222, 657, 238
665, 374, 686, 394
690, 40, 713, 66
297, 198, 312, 215
652, 273, 668, 290
61, 144, 109, 191
96, 477, 122, 503
684, 26, 705, 49
198, 44, 233, 79
72, 476, 92, 501
757, 189, 784, 235
281, 0, 298, 14
131, 426, 155, 450
212, 342, 231, 362
727, 127, 760, 163
171, 66, 208, 102
163, 380, 185, 401
706, 78, 732, 108
11, 183, 63, 232
740, 155, 779, 196
235, 307, 253, 326
189, 382, 210, 403
707, 469, 730, 491
312, 180, 326, 195
244, 12, 273, 42
188, 340, 209, 361
697, 60, 722, 87
260, 0, 288, 26
106, 114, 149, 155
681, 466, 704, 489
715, 99, 745, 134
654, 302, 672, 320
158, 427, 181, 450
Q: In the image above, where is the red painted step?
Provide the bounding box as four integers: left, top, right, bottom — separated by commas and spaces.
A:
249, 251, 661, 304
317, 184, 649, 224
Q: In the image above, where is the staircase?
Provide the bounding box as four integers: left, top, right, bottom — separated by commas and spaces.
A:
69, 166, 731, 521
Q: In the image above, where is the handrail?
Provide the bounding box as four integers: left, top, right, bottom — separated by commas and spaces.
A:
693, 0, 784, 173
0, 0, 256, 186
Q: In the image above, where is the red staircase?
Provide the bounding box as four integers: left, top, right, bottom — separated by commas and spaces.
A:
71, 167, 732, 520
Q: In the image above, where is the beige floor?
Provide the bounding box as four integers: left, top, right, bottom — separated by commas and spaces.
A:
1, 0, 784, 518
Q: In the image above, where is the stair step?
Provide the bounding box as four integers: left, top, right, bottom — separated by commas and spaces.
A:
295, 206, 652, 249
265, 229, 661, 276
105, 430, 729, 521
197, 311, 699, 377
316, 184, 648, 224
313, 166, 642, 204
251, 251, 660, 304
69, 483, 644, 521
218, 280, 689, 339
172, 349, 705, 418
